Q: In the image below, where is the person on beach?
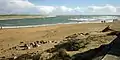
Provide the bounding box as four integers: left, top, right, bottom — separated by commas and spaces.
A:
101, 21, 103, 23
0, 25, 2, 29
101, 20, 106, 23
103, 20, 106, 23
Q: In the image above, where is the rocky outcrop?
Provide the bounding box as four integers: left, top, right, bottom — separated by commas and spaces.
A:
40, 49, 71, 60
0, 27, 118, 60
8, 40, 58, 51
101, 26, 115, 32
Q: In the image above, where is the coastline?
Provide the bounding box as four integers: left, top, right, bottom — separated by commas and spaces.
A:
0, 22, 102, 29
0, 15, 45, 20
1, 21, 112, 29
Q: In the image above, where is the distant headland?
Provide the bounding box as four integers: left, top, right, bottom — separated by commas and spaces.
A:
0, 14, 47, 20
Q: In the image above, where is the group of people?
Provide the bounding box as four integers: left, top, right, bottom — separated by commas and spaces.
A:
101, 20, 106, 23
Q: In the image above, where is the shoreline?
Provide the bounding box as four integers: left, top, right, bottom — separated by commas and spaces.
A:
1, 22, 104, 29
1, 20, 113, 29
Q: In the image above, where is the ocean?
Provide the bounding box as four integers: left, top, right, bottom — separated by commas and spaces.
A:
0, 15, 120, 28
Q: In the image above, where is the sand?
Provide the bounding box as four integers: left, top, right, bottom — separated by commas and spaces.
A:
0, 22, 120, 58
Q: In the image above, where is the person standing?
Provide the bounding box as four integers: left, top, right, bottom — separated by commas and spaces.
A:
0, 24, 2, 29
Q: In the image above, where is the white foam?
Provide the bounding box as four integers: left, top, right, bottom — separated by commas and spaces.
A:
2, 20, 114, 29
1, 16, 116, 29
1, 22, 83, 29
68, 16, 119, 22
2, 24, 56, 29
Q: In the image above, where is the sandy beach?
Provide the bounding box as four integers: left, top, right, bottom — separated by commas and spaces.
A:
0, 22, 120, 59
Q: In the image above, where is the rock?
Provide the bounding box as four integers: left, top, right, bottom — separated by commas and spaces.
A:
20, 42, 24, 44
36, 41, 41, 45
40, 40, 47, 44
101, 26, 114, 32
47, 49, 71, 60
41, 49, 71, 60
12, 46, 17, 50
46, 48, 58, 53
78, 33, 84, 35
40, 52, 53, 60
19, 44, 31, 50
102, 26, 110, 32
65, 34, 78, 39
14, 53, 40, 60
1, 48, 3, 50
15, 54, 32, 60
85, 33, 89, 35
52, 41, 54, 43
102, 54, 120, 60
54, 41, 57, 43
107, 31, 120, 36
55, 38, 88, 51
32, 53, 41, 60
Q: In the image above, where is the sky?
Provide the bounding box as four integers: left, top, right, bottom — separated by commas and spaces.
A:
0, 0, 120, 15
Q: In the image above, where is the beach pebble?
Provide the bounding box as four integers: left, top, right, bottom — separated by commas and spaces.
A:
20, 42, 24, 44
54, 41, 57, 43
85, 33, 89, 35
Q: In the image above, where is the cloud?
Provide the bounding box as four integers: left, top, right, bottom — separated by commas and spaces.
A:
36, 6, 56, 14
87, 4, 117, 15
59, 6, 73, 12
0, 0, 36, 14
0, 0, 120, 15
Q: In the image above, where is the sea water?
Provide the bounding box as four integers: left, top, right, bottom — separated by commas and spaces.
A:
0, 15, 119, 28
